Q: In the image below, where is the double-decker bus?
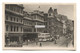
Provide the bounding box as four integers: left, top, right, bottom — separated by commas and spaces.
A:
38, 33, 52, 41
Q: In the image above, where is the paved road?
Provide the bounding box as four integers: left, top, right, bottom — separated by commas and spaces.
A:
23, 36, 73, 47
56, 36, 72, 47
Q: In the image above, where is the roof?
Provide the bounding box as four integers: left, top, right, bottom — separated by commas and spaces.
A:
48, 7, 53, 13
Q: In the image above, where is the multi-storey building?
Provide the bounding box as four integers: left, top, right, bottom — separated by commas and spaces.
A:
22, 10, 45, 43
72, 20, 74, 46
44, 13, 48, 33
66, 19, 74, 36
47, 7, 63, 37
55, 14, 68, 35
5, 4, 24, 46
23, 11, 34, 43
31, 10, 45, 33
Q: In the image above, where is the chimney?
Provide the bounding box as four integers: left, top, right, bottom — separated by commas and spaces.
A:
53, 9, 58, 15
54, 9, 57, 11
48, 7, 53, 13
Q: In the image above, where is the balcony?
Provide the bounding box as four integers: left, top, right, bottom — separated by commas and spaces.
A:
24, 17, 32, 20
32, 10, 44, 16
32, 18, 44, 22
23, 22, 33, 26
5, 20, 23, 25
34, 12, 44, 16
24, 24, 33, 27
5, 8, 23, 17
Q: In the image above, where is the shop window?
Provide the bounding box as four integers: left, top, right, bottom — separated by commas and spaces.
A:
34, 29, 36, 32
10, 36, 19, 42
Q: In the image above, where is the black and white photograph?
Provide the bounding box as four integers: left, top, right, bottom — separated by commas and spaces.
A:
3, 3, 76, 50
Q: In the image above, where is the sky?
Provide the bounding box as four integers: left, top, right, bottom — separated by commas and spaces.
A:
23, 4, 75, 20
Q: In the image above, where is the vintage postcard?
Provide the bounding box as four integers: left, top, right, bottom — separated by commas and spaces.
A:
2, 3, 76, 50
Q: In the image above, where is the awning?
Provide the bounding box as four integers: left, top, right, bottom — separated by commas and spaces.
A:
8, 33, 23, 36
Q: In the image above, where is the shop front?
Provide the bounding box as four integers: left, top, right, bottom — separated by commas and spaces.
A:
5, 33, 23, 47
23, 32, 38, 45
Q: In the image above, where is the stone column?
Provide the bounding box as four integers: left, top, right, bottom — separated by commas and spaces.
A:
36, 22, 37, 32
19, 35, 22, 45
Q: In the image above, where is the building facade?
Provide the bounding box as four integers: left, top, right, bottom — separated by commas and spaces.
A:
31, 10, 45, 33
5, 4, 24, 46
22, 10, 46, 43
47, 7, 63, 37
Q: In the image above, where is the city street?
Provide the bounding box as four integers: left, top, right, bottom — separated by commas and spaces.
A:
23, 36, 73, 47
4, 4, 75, 50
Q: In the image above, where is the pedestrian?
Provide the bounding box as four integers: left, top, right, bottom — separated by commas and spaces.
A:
40, 42, 42, 47
72, 40, 74, 47
54, 38, 57, 44
35, 38, 38, 45
57, 35, 60, 39
54, 36, 57, 40
26, 40, 28, 45
54, 36, 57, 44
66, 36, 70, 47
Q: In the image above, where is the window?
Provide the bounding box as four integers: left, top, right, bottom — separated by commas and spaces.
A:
14, 26, 15, 32
10, 5, 14, 11
17, 7, 20, 13
21, 27, 22, 32
49, 21, 51, 25
17, 26, 18, 32
24, 22, 25, 25
21, 19, 22, 23
17, 18, 18, 22
5, 5, 9, 9
11, 25, 13, 31
12, 5, 15, 11
20, 9, 22, 13
21, 9, 23, 13
34, 29, 36, 32
6, 25, 8, 31
27, 21, 29, 25
14, 17, 15, 21
6, 15, 8, 20
10, 17, 13, 21
14, 6, 17, 12
34, 15, 36, 19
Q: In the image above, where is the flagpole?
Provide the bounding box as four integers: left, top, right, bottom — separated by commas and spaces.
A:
38, 6, 40, 11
